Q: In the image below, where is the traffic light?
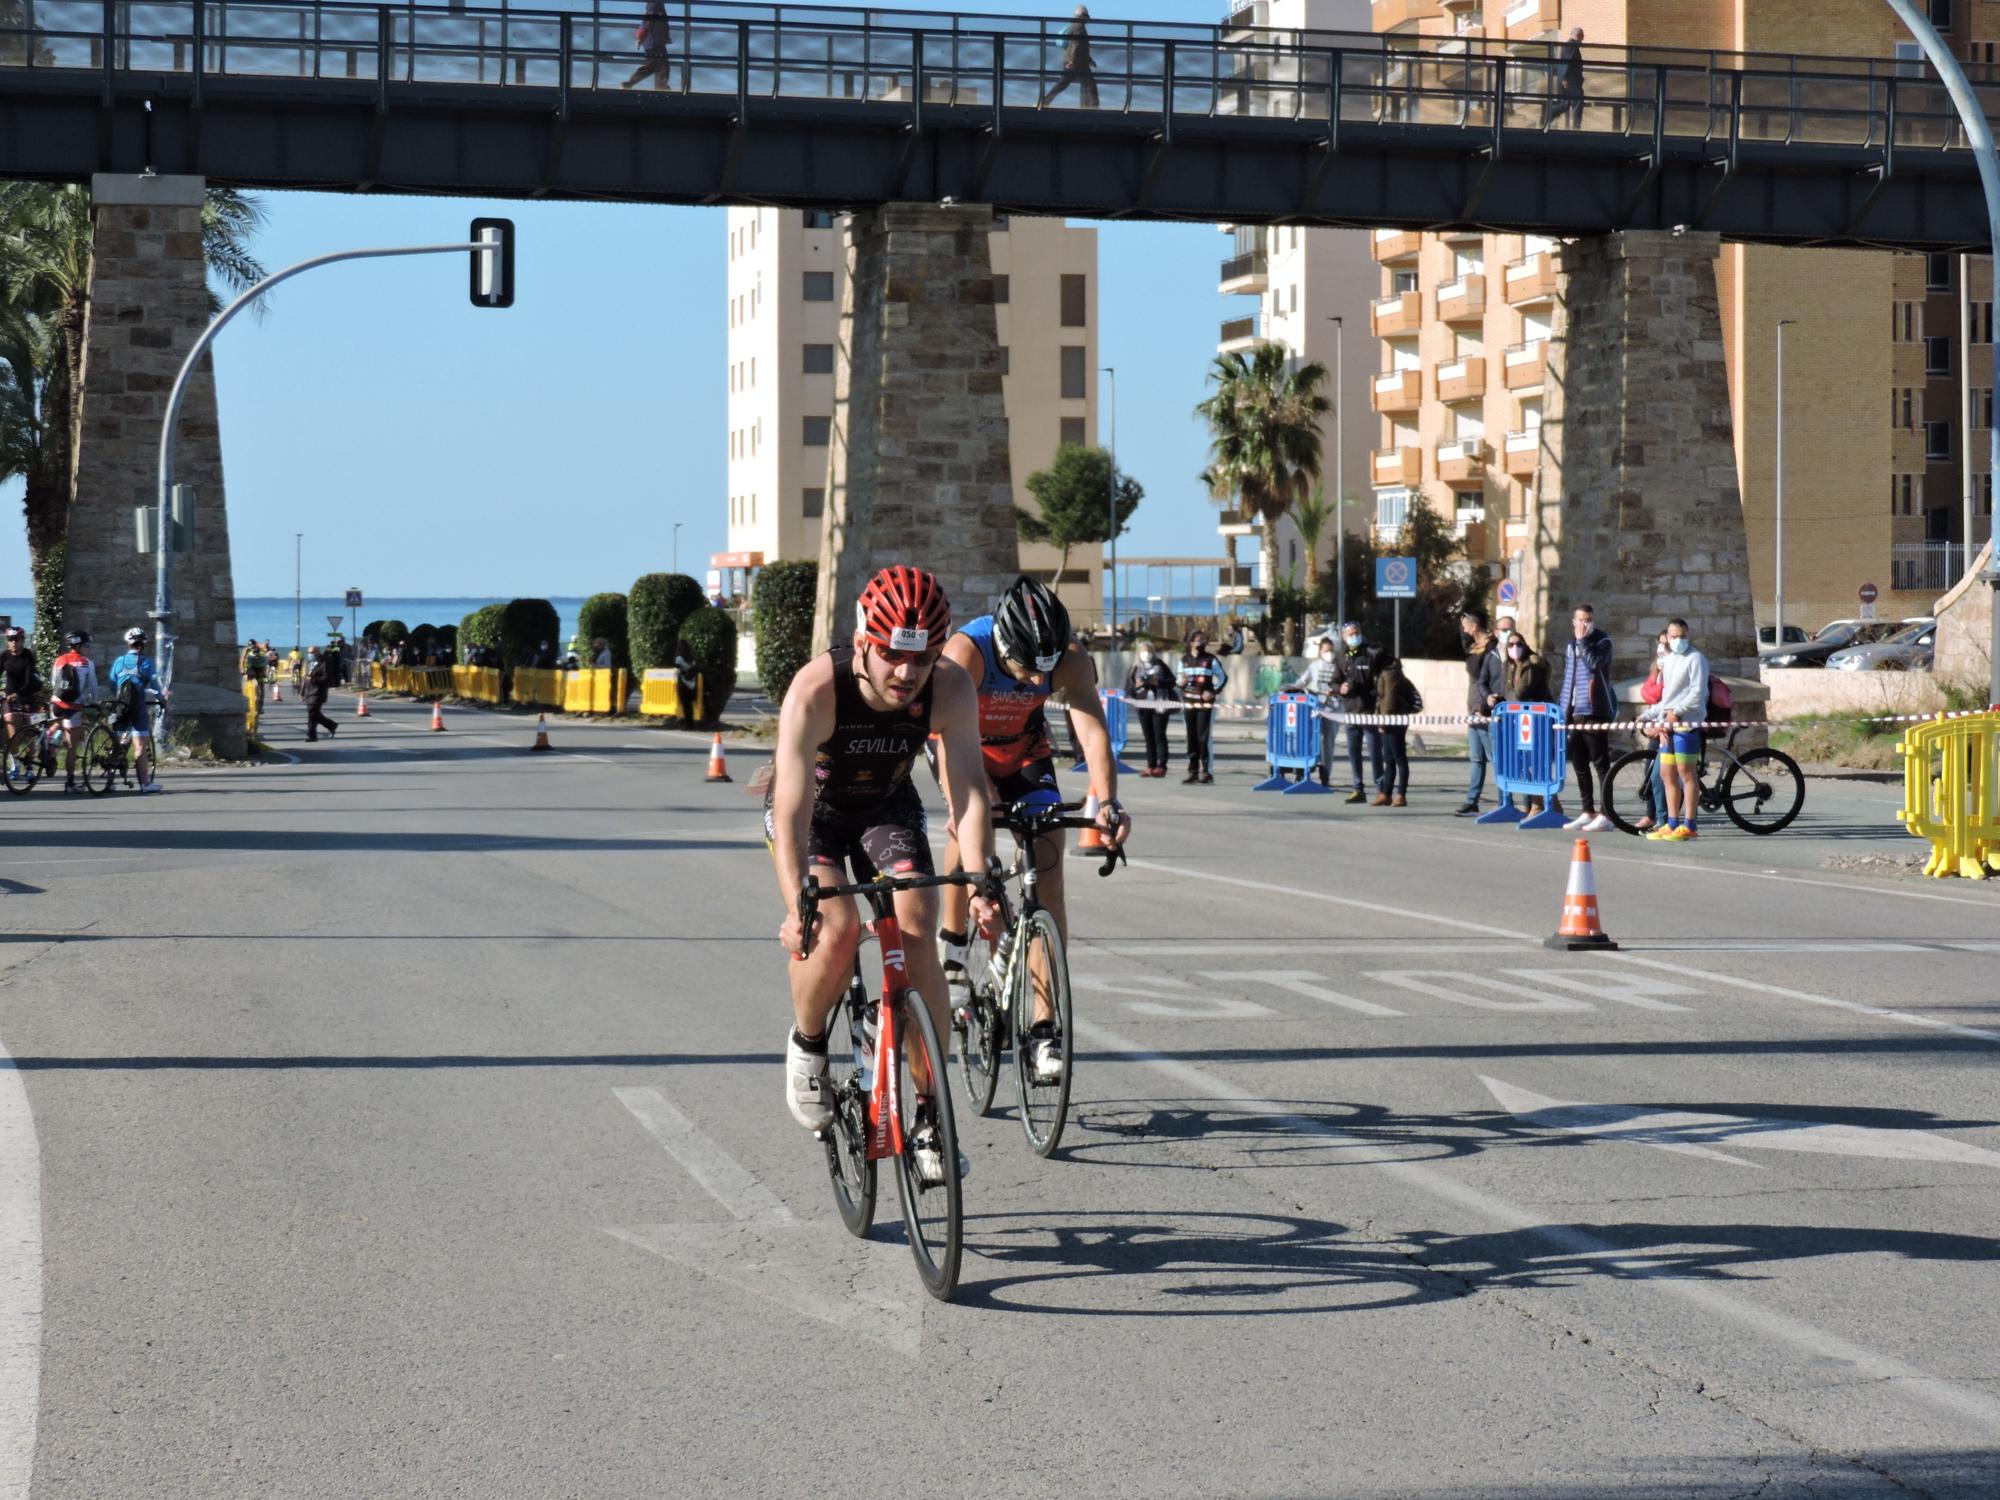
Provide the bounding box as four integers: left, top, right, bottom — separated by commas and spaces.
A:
470, 218, 515, 309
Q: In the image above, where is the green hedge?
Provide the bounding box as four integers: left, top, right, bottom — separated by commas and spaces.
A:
458, 603, 504, 649
578, 592, 630, 673
498, 598, 561, 669
408, 622, 436, 659
629, 573, 708, 675
678, 606, 739, 727
378, 619, 409, 648
435, 624, 458, 661
752, 559, 817, 703
361, 618, 385, 646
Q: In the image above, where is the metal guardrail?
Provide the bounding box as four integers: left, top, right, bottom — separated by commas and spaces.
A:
1892, 539, 1983, 593
3, 0, 1996, 152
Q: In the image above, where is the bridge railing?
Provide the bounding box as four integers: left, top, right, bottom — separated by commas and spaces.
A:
3, 1, 1991, 154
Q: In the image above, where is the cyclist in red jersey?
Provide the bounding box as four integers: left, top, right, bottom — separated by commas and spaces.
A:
768, 566, 1000, 1134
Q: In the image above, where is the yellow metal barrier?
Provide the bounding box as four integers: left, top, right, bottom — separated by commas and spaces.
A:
559, 668, 629, 715
450, 666, 503, 704
243, 680, 260, 740
1897, 711, 2000, 879
512, 667, 564, 709
639, 669, 703, 721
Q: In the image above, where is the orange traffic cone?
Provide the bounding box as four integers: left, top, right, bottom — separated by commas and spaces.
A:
705, 732, 731, 783
430, 701, 446, 733
1545, 838, 1618, 951
355, 692, 369, 717
271, 678, 283, 702
530, 714, 551, 753
1072, 788, 1107, 857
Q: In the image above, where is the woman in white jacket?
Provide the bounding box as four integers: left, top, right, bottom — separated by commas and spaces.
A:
1638, 617, 1709, 841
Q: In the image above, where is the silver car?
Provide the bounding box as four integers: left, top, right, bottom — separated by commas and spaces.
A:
1826, 620, 1936, 672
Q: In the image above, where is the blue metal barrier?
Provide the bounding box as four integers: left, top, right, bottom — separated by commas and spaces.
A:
1478, 702, 1569, 829
1254, 692, 1331, 794
1071, 689, 1137, 774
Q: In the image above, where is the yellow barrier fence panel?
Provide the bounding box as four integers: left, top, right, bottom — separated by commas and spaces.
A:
512, 667, 562, 709
639, 669, 680, 717
243, 681, 260, 740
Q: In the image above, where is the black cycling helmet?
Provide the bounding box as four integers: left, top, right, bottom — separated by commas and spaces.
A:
65, 631, 90, 648
990, 575, 1069, 674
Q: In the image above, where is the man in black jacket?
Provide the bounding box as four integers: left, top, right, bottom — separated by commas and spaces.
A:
1331, 622, 1385, 804
1456, 612, 1505, 816
303, 645, 339, 742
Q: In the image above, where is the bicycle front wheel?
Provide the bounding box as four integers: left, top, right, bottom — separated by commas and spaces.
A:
1721, 747, 1805, 835
80, 725, 119, 796
1011, 908, 1075, 1159
820, 979, 876, 1238
1601, 749, 1657, 837
953, 917, 1006, 1118
890, 988, 962, 1301
3, 726, 40, 795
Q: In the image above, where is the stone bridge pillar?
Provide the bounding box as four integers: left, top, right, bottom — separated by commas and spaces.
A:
811, 203, 1020, 654
1519, 231, 1758, 683
66, 174, 243, 757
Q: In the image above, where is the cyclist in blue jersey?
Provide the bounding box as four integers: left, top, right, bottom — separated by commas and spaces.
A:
110, 627, 166, 794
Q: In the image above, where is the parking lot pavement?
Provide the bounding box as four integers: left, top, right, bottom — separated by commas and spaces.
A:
0, 692, 1993, 1498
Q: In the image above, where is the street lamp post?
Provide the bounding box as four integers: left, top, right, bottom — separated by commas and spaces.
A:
1102, 365, 1117, 637
673, 522, 683, 575
294, 533, 302, 657
1328, 315, 1346, 628
1776, 319, 1794, 649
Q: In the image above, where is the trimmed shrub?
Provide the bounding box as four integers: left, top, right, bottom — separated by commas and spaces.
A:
629, 573, 708, 675
678, 606, 740, 726
498, 598, 562, 669
752, 559, 817, 703
435, 624, 458, 662
459, 603, 504, 649
378, 619, 409, 648
578, 592, 630, 673
408, 622, 436, 660
362, 619, 385, 646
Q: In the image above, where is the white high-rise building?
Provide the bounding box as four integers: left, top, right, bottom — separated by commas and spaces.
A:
723, 208, 1101, 620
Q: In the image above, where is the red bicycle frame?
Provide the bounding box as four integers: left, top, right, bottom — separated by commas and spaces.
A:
863, 914, 907, 1163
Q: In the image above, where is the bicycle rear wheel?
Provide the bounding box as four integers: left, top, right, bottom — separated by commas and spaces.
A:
1721, 747, 1805, 835
890, 988, 962, 1301
1011, 908, 1074, 1159
2, 726, 40, 795
1601, 749, 1657, 837
80, 726, 119, 796
953, 915, 1007, 1117
820, 979, 876, 1238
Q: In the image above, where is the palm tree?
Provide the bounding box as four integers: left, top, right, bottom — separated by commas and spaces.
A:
1291, 485, 1333, 591
1195, 342, 1331, 601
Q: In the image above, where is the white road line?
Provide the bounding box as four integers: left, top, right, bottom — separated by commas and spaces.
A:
1215, 970, 1404, 1017
1120, 857, 1525, 938
1087, 942, 1527, 956
1079, 1017, 2000, 1438
613, 1087, 792, 1224
0, 1039, 40, 1498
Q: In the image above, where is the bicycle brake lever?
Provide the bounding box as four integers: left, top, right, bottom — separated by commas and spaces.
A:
1097, 844, 1127, 878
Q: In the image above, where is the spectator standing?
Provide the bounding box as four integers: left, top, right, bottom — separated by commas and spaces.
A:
1502, 631, 1553, 815
674, 642, 700, 726
1559, 604, 1617, 832
1125, 640, 1178, 778
532, 640, 558, 671
1634, 630, 1670, 831
1286, 635, 1343, 787
48, 631, 97, 794
592, 637, 613, 669
621, 0, 673, 90
1551, 27, 1585, 126
1454, 611, 1505, 816
302, 645, 339, 742
1640, 619, 1709, 841
1041, 6, 1100, 108
1332, 621, 1384, 804
1373, 656, 1417, 807
1176, 630, 1226, 784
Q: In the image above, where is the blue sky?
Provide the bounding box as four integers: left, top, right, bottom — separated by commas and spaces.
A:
0, 0, 1259, 598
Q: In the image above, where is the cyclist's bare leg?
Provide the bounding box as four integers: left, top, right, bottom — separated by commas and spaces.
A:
62, 725, 79, 778
891, 884, 946, 1094
938, 823, 968, 939
133, 738, 153, 785
787, 865, 861, 1038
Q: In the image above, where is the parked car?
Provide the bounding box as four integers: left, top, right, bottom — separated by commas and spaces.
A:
1826, 619, 1936, 672
1758, 624, 1810, 648
1762, 617, 1905, 668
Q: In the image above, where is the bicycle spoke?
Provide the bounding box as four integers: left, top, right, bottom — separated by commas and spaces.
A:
1012, 908, 1074, 1158
820, 984, 876, 1238
891, 989, 962, 1301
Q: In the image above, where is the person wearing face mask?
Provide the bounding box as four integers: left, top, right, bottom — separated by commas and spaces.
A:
1634, 630, 1671, 831
1638, 618, 1709, 841
1126, 639, 1178, 778
1455, 610, 1505, 817
1287, 636, 1344, 787
1331, 622, 1384, 804
1177, 630, 1227, 783
1501, 631, 1552, 815
1559, 603, 1618, 833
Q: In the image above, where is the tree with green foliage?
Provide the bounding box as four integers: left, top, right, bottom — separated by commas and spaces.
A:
578, 592, 630, 673
499, 598, 561, 669
1195, 343, 1331, 599
434, 624, 458, 662
377, 620, 409, 649
408, 623, 436, 660
1018, 445, 1142, 588
752, 559, 818, 703
362, 619, 385, 646
1310, 496, 1486, 658
628, 573, 709, 674
678, 606, 740, 726
1291, 486, 1334, 592
458, 603, 504, 651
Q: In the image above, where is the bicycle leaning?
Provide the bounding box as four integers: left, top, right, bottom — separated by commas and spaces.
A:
1600, 723, 1805, 836
3, 700, 136, 797
952, 796, 1124, 1159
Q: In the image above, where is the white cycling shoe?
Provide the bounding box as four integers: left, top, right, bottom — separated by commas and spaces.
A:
784, 1030, 833, 1131
1027, 1032, 1066, 1085
909, 1104, 970, 1186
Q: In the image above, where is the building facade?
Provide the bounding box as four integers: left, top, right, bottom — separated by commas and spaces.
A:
1368, 0, 1998, 636
723, 207, 1101, 619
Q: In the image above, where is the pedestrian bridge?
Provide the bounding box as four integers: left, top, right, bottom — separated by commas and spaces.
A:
2, 0, 1992, 246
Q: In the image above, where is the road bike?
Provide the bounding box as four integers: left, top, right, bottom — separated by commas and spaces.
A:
953, 797, 1123, 1158
797, 867, 996, 1302
3, 703, 131, 796
1601, 725, 1805, 836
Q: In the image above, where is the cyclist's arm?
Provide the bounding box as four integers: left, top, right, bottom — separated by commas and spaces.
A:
1052, 648, 1125, 831
769, 654, 836, 925
927, 661, 995, 876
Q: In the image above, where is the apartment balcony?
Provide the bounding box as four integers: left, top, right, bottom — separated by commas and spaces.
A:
1437, 274, 1487, 324
1373, 446, 1423, 487
1371, 228, 1422, 264
1504, 0, 1560, 40
1439, 227, 1484, 244
1437, 438, 1489, 487
1504, 339, 1548, 390
1438, 0, 1481, 13
1504, 428, 1541, 477
1372, 369, 1423, 414
1215, 507, 1256, 539
1374, 486, 1412, 542
1218, 315, 1270, 354
1218, 251, 1268, 295
1370, 0, 1441, 28
1371, 290, 1421, 339
1215, 562, 1262, 601
1504, 252, 1559, 306
1437, 356, 1486, 403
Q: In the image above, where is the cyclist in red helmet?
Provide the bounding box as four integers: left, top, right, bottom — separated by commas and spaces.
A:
766, 565, 1001, 1134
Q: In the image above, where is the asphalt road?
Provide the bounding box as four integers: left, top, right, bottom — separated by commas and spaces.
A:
0, 690, 1995, 1499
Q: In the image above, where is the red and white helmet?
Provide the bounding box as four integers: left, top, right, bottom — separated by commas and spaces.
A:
856, 566, 950, 655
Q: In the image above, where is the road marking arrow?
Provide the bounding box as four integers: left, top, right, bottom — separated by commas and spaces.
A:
1481, 1077, 2000, 1169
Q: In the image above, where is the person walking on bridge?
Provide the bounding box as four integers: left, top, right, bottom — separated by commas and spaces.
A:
1041, 6, 1100, 109
1549, 27, 1585, 128
621, 0, 673, 91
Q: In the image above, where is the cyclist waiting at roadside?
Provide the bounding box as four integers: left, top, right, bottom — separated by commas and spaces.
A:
768, 566, 1001, 1148
932, 576, 1131, 1083
1, 627, 43, 738
1639, 617, 1708, 842
48, 631, 98, 794
110, 627, 165, 794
